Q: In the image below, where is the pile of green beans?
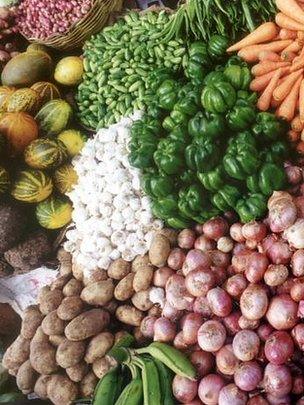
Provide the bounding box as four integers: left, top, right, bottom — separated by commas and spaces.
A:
76, 10, 186, 129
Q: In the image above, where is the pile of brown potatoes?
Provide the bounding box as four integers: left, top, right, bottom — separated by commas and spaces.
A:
2, 230, 174, 405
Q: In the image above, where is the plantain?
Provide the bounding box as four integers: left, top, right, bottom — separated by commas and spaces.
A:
115, 365, 143, 405
93, 366, 123, 405
154, 359, 175, 405
133, 356, 161, 405
136, 342, 196, 380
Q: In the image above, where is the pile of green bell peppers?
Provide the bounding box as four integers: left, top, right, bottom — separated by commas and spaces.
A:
128, 52, 290, 227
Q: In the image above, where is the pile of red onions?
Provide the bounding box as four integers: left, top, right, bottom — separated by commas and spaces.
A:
0, 7, 20, 66
140, 185, 304, 404
16, 0, 92, 40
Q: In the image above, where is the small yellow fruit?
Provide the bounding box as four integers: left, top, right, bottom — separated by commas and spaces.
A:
54, 56, 84, 86
57, 129, 87, 157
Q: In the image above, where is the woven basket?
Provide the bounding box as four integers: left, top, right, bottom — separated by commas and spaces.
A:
23, 0, 123, 51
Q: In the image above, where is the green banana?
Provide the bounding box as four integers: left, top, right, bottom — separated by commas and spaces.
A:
93, 366, 123, 405
134, 356, 161, 405
154, 359, 175, 405
115, 365, 143, 405
136, 342, 196, 380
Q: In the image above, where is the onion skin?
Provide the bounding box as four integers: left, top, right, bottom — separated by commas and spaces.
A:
245, 252, 269, 283
246, 395, 269, 405
207, 287, 232, 317
258, 324, 274, 341
162, 301, 183, 322
291, 280, 304, 301
230, 223, 245, 243
173, 331, 189, 351
292, 250, 304, 277
223, 311, 242, 336
268, 195, 297, 233
193, 296, 212, 317
242, 221, 267, 242
198, 374, 225, 405
203, 217, 229, 241
190, 350, 214, 378
284, 219, 304, 249
225, 274, 248, 298
185, 268, 215, 297
216, 344, 239, 376
218, 383, 248, 405
182, 313, 203, 345
240, 284, 269, 321
266, 294, 298, 330
234, 361, 263, 391
198, 320, 226, 352
263, 363, 292, 397
153, 317, 176, 343
292, 324, 304, 350
194, 235, 216, 251
178, 229, 196, 249
167, 248, 186, 270
140, 316, 157, 338
232, 330, 260, 361
182, 250, 212, 276
166, 274, 194, 311
172, 375, 198, 403
264, 331, 294, 365
153, 267, 175, 288
264, 265, 289, 287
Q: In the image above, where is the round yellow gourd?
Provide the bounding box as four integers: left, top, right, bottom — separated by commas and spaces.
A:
54, 164, 78, 194
54, 56, 84, 86
6, 88, 41, 114
11, 169, 53, 203
57, 129, 87, 157
36, 195, 72, 229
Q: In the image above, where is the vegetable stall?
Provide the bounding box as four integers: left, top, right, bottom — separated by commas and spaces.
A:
2, 0, 304, 405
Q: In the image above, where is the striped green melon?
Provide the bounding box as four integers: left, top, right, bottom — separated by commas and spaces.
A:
35, 99, 73, 136
0, 166, 9, 195
54, 164, 78, 194
11, 169, 53, 203
57, 129, 87, 157
24, 138, 67, 169
36, 195, 72, 229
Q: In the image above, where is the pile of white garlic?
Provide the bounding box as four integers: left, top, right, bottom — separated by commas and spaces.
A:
64, 113, 163, 272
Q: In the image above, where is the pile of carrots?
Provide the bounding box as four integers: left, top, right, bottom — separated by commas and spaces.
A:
227, 0, 304, 153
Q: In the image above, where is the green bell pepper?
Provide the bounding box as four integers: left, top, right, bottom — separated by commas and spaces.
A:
201, 81, 237, 114
147, 68, 174, 92
188, 111, 226, 140
152, 196, 191, 228
157, 79, 180, 111
129, 144, 157, 169
178, 185, 206, 220
178, 84, 201, 105
185, 138, 220, 172
204, 71, 226, 86
237, 90, 258, 105
197, 165, 226, 192
262, 141, 289, 164
174, 95, 199, 116
169, 124, 189, 144
252, 112, 287, 141
208, 35, 229, 59
163, 110, 188, 132
181, 169, 198, 185
186, 42, 210, 85
236, 193, 267, 223
142, 173, 174, 198
247, 163, 287, 196
154, 138, 185, 175
224, 65, 251, 90
227, 100, 256, 131
226, 56, 248, 67
212, 185, 241, 211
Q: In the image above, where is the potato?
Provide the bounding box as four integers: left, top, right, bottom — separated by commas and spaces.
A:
80, 372, 98, 398
34, 375, 51, 399
81, 279, 114, 306
63, 278, 83, 297
30, 341, 58, 375
83, 269, 108, 286
114, 330, 131, 344
31, 326, 49, 345
114, 273, 134, 301
47, 374, 78, 405
57, 296, 84, 321
51, 275, 70, 291
56, 339, 86, 368
66, 362, 88, 382
21, 305, 44, 339
92, 356, 117, 379
57, 248, 72, 276
149, 234, 171, 267
39, 287, 63, 315
85, 332, 114, 364
132, 255, 151, 272
116, 305, 144, 326
108, 258, 131, 280
133, 266, 154, 292
41, 310, 65, 336
131, 290, 153, 311
103, 299, 119, 315
8, 368, 18, 376
49, 334, 65, 347
65, 309, 110, 341
148, 305, 162, 318
157, 228, 178, 246
2, 335, 30, 370
16, 360, 37, 394
71, 261, 83, 281
133, 326, 148, 346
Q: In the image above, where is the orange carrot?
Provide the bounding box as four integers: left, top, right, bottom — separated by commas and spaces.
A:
276, 13, 304, 31
251, 61, 290, 76
291, 115, 304, 131
299, 79, 304, 122
276, 0, 304, 25
227, 22, 278, 52
279, 28, 298, 40
257, 68, 282, 111
259, 50, 281, 62
282, 40, 302, 53
250, 67, 291, 91
276, 75, 302, 121
281, 51, 297, 61
238, 40, 293, 62
291, 49, 304, 71
271, 97, 282, 108
298, 31, 304, 42
273, 69, 303, 101
288, 129, 301, 142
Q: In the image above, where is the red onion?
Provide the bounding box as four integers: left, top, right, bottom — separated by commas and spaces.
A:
140, 316, 157, 338
153, 267, 175, 288
167, 249, 186, 270
218, 383, 248, 405
203, 217, 229, 240
245, 252, 269, 283
265, 238, 293, 265
198, 374, 225, 404
178, 229, 196, 249
172, 375, 198, 403
295, 196, 304, 218
230, 223, 246, 243
173, 331, 189, 351
291, 279, 304, 301
292, 324, 304, 350
242, 221, 267, 242
234, 361, 262, 391
216, 344, 239, 376
263, 363, 292, 397
258, 324, 274, 341
153, 317, 176, 342
207, 287, 232, 317
267, 393, 291, 404
210, 266, 227, 285
208, 250, 230, 268
247, 395, 269, 405
264, 265, 289, 287
217, 236, 234, 253
198, 320, 226, 352
267, 192, 297, 233
233, 243, 248, 256
166, 274, 195, 311
298, 300, 304, 317
190, 350, 214, 377
285, 165, 302, 185
194, 235, 216, 251
182, 313, 203, 345
225, 274, 248, 298
232, 330, 260, 361
266, 294, 298, 330
185, 268, 215, 297
232, 250, 251, 273
182, 250, 212, 276
276, 278, 295, 295
193, 296, 212, 317
240, 284, 269, 321
238, 316, 260, 330
223, 311, 242, 336
291, 250, 304, 277
162, 302, 183, 322
284, 219, 304, 249
264, 331, 294, 365
293, 375, 304, 395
